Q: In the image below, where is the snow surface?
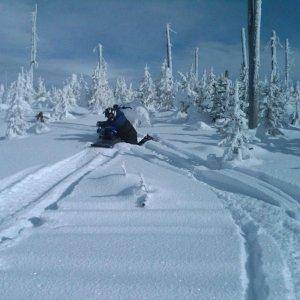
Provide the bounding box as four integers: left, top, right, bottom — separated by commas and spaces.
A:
0, 109, 299, 299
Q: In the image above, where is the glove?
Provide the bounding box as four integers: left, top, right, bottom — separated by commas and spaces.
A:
96, 121, 106, 127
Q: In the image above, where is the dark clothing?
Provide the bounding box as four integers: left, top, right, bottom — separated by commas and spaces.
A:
98, 108, 154, 146
106, 109, 137, 144
36, 112, 45, 123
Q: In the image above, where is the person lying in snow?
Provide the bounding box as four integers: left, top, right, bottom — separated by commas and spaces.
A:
97, 105, 154, 146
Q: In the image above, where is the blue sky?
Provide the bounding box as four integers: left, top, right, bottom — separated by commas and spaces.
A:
0, 0, 299, 87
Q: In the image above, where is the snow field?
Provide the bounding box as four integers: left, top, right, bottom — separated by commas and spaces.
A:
0, 111, 299, 299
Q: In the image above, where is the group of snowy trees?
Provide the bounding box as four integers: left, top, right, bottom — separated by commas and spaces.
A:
88, 43, 176, 114
2, 1, 300, 163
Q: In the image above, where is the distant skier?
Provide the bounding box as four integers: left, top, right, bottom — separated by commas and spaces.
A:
97, 105, 154, 146
35, 111, 46, 123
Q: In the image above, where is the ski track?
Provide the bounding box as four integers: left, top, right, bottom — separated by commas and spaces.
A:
0, 147, 120, 246
139, 138, 299, 300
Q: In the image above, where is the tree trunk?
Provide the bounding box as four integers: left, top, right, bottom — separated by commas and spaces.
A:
248, 0, 262, 129
166, 23, 172, 75
241, 28, 248, 69
30, 4, 38, 86
194, 47, 199, 79
97, 43, 103, 67
285, 39, 290, 89
271, 30, 277, 80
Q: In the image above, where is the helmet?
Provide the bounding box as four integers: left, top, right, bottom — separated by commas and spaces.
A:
104, 107, 116, 120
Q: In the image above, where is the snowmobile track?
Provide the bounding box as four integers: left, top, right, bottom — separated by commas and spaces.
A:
0, 148, 119, 247
139, 139, 299, 299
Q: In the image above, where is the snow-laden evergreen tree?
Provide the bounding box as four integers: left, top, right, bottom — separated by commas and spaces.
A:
201, 68, 216, 113
89, 46, 114, 113
52, 87, 71, 120
33, 77, 50, 108
138, 65, 156, 110
156, 59, 175, 110
6, 70, 33, 113
211, 74, 232, 122
258, 30, 285, 136
66, 74, 82, 105
63, 82, 77, 110
219, 81, 250, 161
291, 82, 300, 126
5, 73, 28, 139
114, 77, 128, 104
126, 83, 135, 103
78, 74, 89, 106
178, 69, 197, 113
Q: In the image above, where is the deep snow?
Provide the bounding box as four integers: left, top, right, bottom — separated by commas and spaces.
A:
0, 109, 299, 299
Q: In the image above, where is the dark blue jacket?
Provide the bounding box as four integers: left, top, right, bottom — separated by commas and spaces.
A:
107, 109, 137, 144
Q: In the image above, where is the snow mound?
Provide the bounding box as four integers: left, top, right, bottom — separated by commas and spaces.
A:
175, 110, 188, 121
34, 122, 50, 134
51, 111, 76, 122
122, 101, 151, 127
191, 120, 213, 130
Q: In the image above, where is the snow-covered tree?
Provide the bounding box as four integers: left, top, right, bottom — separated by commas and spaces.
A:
219, 81, 250, 161
66, 73, 84, 106
201, 68, 216, 113
178, 70, 197, 112
258, 30, 285, 136
52, 88, 70, 120
33, 77, 50, 108
78, 74, 89, 106
114, 77, 128, 104
5, 73, 28, 138
156, 59, 175, 110
126, 83, 135, 103
89, 46, 114, 113
64, 81, 77, 109
211, 74, 232, 122
291, 82, 300, 126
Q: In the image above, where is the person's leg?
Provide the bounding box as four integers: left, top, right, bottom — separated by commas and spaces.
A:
138, 135, 154, 146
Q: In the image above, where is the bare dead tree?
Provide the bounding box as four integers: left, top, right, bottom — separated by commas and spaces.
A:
241, 28, 248, 69
30, 4, 38, 86
166, 23, 173, 75
194, 47, 199, 79
247, 0, 262, 129
284, 39, 290, 89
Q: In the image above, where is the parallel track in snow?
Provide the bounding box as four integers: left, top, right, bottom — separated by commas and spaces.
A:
136, 139, 300, 300
0, 147, 119, 245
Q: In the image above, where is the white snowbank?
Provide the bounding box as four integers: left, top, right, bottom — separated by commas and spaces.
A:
122, 101, 151, 127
